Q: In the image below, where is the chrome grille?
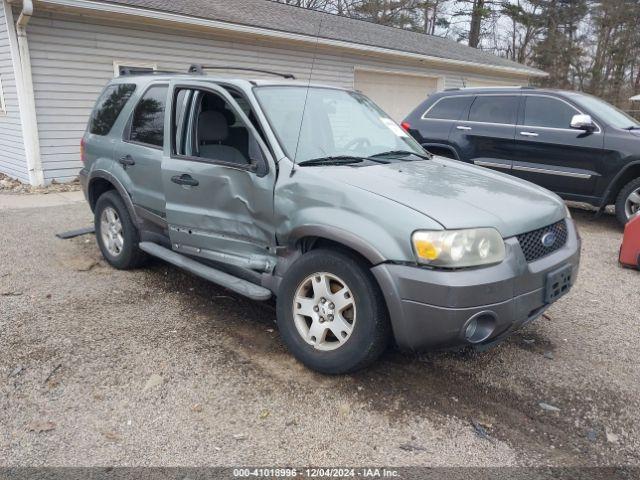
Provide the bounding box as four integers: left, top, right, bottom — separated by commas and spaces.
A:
516, 220, 568, 263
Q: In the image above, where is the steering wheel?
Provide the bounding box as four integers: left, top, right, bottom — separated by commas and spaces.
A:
344, 137, 371, 151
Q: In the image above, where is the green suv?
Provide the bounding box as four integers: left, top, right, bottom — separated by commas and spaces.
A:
80, 67, 581, 374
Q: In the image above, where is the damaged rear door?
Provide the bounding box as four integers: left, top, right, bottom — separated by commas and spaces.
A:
161, 80, 277, 272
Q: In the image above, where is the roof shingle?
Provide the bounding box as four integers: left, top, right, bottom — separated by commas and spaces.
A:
97, 0, 544, 76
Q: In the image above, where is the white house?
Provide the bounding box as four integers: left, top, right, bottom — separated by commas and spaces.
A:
0, 0, 545, 185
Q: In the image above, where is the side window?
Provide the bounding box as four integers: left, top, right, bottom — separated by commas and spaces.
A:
468, 95, 518, 125
176, 89, 263, 169
523, 96, 579, 129
89, 84, 136, 135
424, 96, 473, 120
129, 84, 168, 147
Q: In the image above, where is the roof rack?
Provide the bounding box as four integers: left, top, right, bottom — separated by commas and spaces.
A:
118, 68, 181, 76
444, 85, 536, 91
188, 64, 296, 80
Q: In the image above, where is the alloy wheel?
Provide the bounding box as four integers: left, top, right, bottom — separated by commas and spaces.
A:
625, 187, 640, 220
100, 206, 124, 257
292, 272, 356, 351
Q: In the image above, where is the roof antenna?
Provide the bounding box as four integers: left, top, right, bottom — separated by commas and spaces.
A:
290, 16, 323, 177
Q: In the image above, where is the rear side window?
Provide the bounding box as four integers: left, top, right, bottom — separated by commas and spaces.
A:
89, 84, 136, 135
523, 96, 579, 129
129, 84, 168, 147
468, 95, 518, 124
424, 96, 473, 120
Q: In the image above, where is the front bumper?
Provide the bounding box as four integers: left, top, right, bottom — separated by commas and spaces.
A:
371, 219, 581, 351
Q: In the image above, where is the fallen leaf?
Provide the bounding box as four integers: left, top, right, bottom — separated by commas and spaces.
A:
259, 409, 270, 419
233, 433, 247, 441
28, 420, 56, 433
102, 431, 121, 442
191, 403, 203, 413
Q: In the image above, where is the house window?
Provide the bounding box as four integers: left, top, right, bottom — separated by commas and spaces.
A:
113, 61, 157, 77
0, 76, 6, 115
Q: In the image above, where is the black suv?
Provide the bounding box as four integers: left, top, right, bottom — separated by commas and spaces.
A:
403, 87, 640, 225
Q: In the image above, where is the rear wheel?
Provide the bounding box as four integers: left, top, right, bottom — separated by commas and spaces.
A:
276, 249, 390, 374
615, 177, 640, 225
94, 190, 147, 269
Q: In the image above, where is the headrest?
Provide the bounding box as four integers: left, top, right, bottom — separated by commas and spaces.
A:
202, 95, 236, 124
198, 111, 228, 142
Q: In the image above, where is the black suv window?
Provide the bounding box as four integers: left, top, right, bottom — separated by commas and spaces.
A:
469, 95, 518, 125
424, 96, 473, 120
523, 96, 579, 129
129, 84, 168, 147
89, 84, 136, 136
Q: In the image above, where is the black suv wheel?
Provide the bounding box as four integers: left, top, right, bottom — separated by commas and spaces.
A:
94, 190, 147, 269
276, 249, 390, 374
615, 177, 640, 225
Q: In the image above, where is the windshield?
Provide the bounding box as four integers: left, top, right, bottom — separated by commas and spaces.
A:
568, 93, 640, 129
254, 86, 426, 163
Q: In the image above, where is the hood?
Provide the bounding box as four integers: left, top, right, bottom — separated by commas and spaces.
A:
321, 157, 565, 238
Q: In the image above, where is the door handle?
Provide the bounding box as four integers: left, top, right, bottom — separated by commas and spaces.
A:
118, 154, 135, 166
520, 131, 539, 137
171, 174, 199, 187
456, 125, 472, 131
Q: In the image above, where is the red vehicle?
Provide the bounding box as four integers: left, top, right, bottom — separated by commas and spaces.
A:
620, 214, 640, 269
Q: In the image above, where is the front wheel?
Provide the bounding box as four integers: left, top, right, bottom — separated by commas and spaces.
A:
276, 249, 390, 374
615, 177, 640, 225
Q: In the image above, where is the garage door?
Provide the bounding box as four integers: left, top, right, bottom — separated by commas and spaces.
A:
354, 70, 438, 121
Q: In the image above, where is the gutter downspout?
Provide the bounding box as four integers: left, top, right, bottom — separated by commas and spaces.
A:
13, 0, 44, 186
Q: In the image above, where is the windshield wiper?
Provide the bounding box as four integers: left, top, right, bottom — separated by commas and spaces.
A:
297, 155, 390, 167
625, 125, 640, 130
297, 155, 366, 167
369, 150, 432, 161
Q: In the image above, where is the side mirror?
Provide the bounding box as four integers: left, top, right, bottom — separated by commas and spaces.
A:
571, 114, 596, 131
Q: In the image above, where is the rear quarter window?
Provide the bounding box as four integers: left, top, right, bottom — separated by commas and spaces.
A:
423, 96, 473, 120
89, 84, 136, 136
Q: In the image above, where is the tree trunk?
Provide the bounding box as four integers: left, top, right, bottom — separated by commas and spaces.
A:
468, 0, 484, 48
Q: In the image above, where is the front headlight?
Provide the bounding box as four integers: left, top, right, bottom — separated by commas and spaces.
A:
412, 228, 506, 268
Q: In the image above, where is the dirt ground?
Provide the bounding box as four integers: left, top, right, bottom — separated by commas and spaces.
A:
1, 200, 639, 468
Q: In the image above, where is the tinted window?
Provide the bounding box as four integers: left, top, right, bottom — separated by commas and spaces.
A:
89, 84, 136, 136
524, 96, 578, 129
424, 96, 472, 120
468, 95, 518, 124
130, 85, 168, 147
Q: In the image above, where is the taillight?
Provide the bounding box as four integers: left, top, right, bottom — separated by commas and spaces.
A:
80, 138, 86, 163
401, 121, 411, 132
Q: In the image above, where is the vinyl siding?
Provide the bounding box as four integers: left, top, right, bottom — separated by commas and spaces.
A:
0, 1, 27, 182
26, 9, 526, 181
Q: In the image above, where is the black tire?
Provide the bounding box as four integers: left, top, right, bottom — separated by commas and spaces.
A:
94, 190, 147, 269
615, 177, 640, 226
276, 249, 390, 374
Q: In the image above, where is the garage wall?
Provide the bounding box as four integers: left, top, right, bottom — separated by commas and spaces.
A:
354, 69, 439, 121
0, 1, 27, 182
25, 9, 530, 182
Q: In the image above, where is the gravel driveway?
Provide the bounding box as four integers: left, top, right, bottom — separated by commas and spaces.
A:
1, 199, 638, 468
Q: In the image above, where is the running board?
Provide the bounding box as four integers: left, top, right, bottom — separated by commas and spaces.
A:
139, 242, 272, 301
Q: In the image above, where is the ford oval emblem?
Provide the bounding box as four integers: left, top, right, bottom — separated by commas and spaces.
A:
541, 232, 557, 248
